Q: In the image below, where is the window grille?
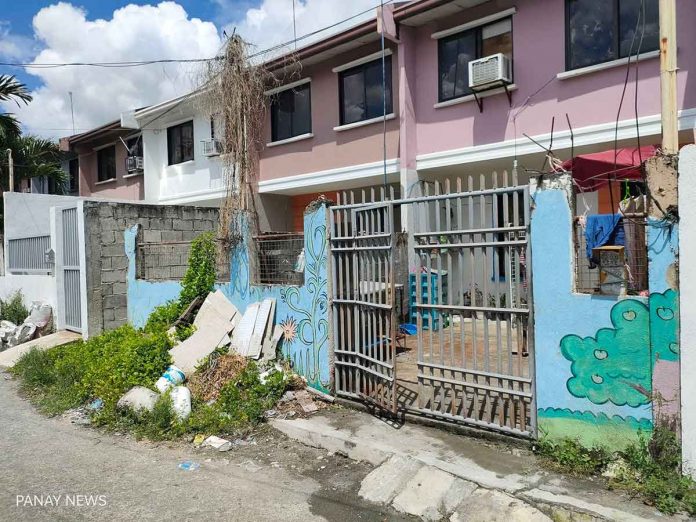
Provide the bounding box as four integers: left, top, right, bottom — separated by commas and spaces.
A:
252, 233, 305, 286
7, 235, 52, 274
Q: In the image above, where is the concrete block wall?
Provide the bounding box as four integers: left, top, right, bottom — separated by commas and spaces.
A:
83, 202, 218, 335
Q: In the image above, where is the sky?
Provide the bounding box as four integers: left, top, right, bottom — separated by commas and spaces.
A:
0, 0, 379, 139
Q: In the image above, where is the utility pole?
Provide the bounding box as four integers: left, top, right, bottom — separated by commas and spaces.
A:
6, 149, 13, 193
659, 0, 678, 154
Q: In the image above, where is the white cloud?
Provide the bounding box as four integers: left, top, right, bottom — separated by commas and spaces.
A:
8, 2, 221, 138
7, 0, 383, 138
222, 0, 379, 58
0, 21, 37, 61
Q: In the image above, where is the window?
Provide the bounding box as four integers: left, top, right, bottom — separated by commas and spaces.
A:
271, 83, 311, 142
126, 136, 142, 158
253, 233, 305, 286
566, 0, 659, 70
97, 146, 116, 182
167, 121, 194, 165
438, 18, 513, 102
68, 158, 79, 194
339, 56, 392, 125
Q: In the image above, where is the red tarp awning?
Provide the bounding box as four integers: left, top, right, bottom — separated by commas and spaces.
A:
562, 146, 657, 191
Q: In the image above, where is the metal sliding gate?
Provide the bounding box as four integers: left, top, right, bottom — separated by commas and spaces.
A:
330, 172, 535, 437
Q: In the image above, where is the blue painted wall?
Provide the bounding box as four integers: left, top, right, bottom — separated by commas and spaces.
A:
532, 177, 679, 448
125, 204, 331, 393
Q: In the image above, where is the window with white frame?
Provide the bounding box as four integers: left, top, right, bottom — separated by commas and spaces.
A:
167, 120, 194, 165
270, 82, 311, 142
97, 146, 116, 182
339, 56, 393, 125
565, 0, 659, 70
438, 17, 513, 102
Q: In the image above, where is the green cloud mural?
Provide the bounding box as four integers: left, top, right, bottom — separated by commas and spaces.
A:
560, 290, 680, 408
649, 289, 679, 362
561, 298, 651, 407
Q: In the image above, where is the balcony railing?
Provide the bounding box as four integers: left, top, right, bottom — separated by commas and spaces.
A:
126, 156, 144, 173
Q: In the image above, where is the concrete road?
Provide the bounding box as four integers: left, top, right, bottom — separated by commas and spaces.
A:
0, 375, 410, 521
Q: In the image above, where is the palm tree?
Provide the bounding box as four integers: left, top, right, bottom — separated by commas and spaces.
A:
0, 75, 32, 140
10, 135, 67, 193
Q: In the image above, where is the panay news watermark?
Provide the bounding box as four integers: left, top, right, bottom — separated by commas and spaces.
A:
16, 494, 107, 508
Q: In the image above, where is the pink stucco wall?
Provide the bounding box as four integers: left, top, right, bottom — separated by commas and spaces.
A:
413, 0, 696, 156
259, 41, 400, 182
77, 141, 144, 200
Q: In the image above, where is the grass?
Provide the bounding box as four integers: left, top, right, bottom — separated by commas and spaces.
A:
535, 428, 696, 516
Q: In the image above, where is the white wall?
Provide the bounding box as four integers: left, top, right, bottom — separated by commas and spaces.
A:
0, 275, 56, 310
4, 192, 80, 241
141, 101, 226, 206
679, 145, 696, 478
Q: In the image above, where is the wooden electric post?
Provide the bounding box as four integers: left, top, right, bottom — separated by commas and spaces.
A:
659, 0, 678, 154
6, 149, 13, 193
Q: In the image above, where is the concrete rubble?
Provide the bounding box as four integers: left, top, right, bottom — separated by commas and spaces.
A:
0, 301, 53, 351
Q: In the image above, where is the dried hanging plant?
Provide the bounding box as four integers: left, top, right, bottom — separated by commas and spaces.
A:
197, 36, 298, 249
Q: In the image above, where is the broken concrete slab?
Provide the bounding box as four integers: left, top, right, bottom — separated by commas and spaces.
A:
0, 330, 81, 369
117, 386, 159, 413
193, 290, 239, 330
449, 489, 551, 522
295, 390, 319, 414
169, 325, 229, 375
392, 465, 471, 521
358, 455, 423, 505
231, 303, 259, 356
249, 298, 275, 359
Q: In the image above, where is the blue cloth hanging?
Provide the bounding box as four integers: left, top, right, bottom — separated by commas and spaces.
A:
585, 214, 625, 267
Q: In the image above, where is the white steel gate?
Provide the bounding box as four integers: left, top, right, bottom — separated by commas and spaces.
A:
330, 172, 535, 437
331, 199, 398, 413
53, 205, 86, 333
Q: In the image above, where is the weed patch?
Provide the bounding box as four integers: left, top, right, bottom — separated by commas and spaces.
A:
535, 428, 696, 516
0, 290, 29, 325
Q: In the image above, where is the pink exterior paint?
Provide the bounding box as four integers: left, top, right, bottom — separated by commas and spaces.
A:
413, 0, 696, 156
77, 143, 144, 200
259, 41, 400, 182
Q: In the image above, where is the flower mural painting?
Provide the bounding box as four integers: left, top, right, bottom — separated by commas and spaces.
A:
280, 316, 298, 345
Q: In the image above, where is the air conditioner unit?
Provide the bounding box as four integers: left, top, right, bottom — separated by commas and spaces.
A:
126, 156, 144, 173
202, 138, 223, 157
468, 53, 512, 91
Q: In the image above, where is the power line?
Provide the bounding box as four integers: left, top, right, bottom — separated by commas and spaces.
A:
0, 0, 394, 69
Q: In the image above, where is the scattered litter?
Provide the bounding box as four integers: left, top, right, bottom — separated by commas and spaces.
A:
263, 409, 278, 419
178, 461, 200, 471
63, 407, 90, 425
232, 436, 256, 447
170, 386, 191, 420
155, 365, 186, 393
193, 434, 206, 446
117, 386, 159, 413
202, 435, 232, 452
259, 363, 285, 385
87, 398, 104, 411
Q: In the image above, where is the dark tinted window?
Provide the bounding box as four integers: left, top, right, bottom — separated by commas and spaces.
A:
339, 56, 392, 125
566, 0, 659, 70
68, 158, 79, 193
97, 146, 116, 182
271, 83, 312, 142
167, 121, 194, 165
438, 18, 512, 102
